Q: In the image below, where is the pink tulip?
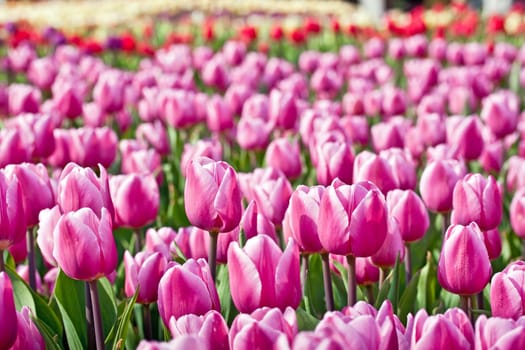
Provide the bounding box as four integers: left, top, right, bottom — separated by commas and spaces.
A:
184, 157, 242, 233
451, 173, 502, 231
241, 201, 277, 242
57, 163, 114, 219
0, 272, 18, 350
416, 113, 446, 147
371, 119, 407, 152
438, 223, 492, 295
68, 127, 118, 168
269, 89, 299, 130
201, 56, 230, 91
136, 121, 170, 156
157, 258, 220, 325
282, 185, 324, 254
169, 310, 229, 350
137, 335, 209, 350
340, 116, 369, 146
8, 84, 41, 116
387, 189, 429, 243
93, 70, 126, 113
28, 57, 57, 90
180, 139, 222, 177
315, 139, 354, 185
381, 148, 417, 190
145, 227, 177, 260
252, 174, 293, 225
511, 188, 525, 238
419, 159, 466, 213
4, 163, 54, 227
481, 91, 519, 138
353, 151, 397, 194
429, 38, 447, 61
475, 315, 525, 350
446, 116, 484, 160
53, 207, 117, 281
124, 251, 167, 304
8, 44, 36, 72
5, 113, 56, 159
36, 205, 61, 267
479, 140, 504, 174
175, 226, 238, 264
8, 234, 27, 264
318, 181, 388, 257
227, 236, 301, 313
206, 95, 234, 133
122, 148, 162, 180
331, 255, 380, 286
109, 174, 159, 229
311, 68, 343, 98
10, 306, 45, 350
45, 129, 71, 168
0, 172, 26, 251
52, 82, 84, 119
371, 217, 405, 268
316, 313, 382, 349
490, 261, 525, 319
265, 138, 302, 180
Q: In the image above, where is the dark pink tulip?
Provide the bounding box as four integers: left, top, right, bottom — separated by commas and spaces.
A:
479, 140, 504, 174
236, 116, 272, 151
363, 89, 383, 116
299, 51, 320, 73
388, 38, 405, 59
161, 90, 199, 129
93, 70, 126, 113
353, 151, 397, 194
490, 261, 525, 319
316, 313, 381, 349
0, 128, 31, 167
381, 148, 417, 190
318, 182, 388, 256
4, 163, 54, 227
110, 174, 159, 229
429, 38, 447, 61
310, 68, 343, 98
371, 119, 407, 152
265, 138, 302, 180
230, 307, 297, 350
331, 255, 379, 286
36, 205, 61, 267
157, 258, 220, 325
419, 159, 466, 213
293, 332, 344, 350
136, 121, 170, 156
238, 167, 284, 203
5, 113, 56, 159
224, 83, 253, 115
206, 95, 234, 133
463, 42, 487, 65
479, 228, 502, 260
315, 138, 354, 185
416, 112, 446, 147
201, 56, 230, 91
45, 129, 72, 168
28, 57, 57, 90
8, 84, 41, 116
241, 201, 277, 242
252, 174, 293, 225
387, 190, 429, 243
506, 156, 525, 193
381, 87, 407, 117
53, 207, 116, 281
481, 91, 519, 138
511, 188, 525, 238
145, 227, 177, 260
263, 58, 294, 89
371, 217, 405, 268
0, 272, 18, 350
475, 315, 525, 350
451, 174, 502, 231
0, 172, 26, 251
184, 157, 242, 233
169, 310, 229, 350
83, 102, 106, 127
342, 92, 365, 116
137, 335, 209, 350
228, 236, 301, 313
180, 139, 222, 177
8, 234, 27, 264
446, 116, 484, 160
57, 163, 114, 219
438, 223, 492, 295
124, 251, 167, 304
68, 127, 117, 168
223, 40, 246, 65
10, 307, 45, 350
193, 46, 214, 70
241, 94, 269, 121
52, 82, 84, 119
282, 186, 324, 254
340, 116, 369, 146
364, 37, 385, 58
269, 89, 299, 130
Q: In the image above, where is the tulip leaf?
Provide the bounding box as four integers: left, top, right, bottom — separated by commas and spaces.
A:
305, 254, 326, 318
388, 255, 402, 312
53, 270, 87, 349
5, 265, 63, 343
106, 288, 138, 350
33, 318, 65, 350
98, 278, 118, 339
296, 307, 320, 331
398, 270, 421, 323
416, 252, 438, 312
216, 264, 238, 324
374, 276, 392, 310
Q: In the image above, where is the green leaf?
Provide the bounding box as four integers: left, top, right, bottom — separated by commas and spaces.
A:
374, 273, 391, 309
216, 264, 238, 324
296, 307, 320, 331
98, 278, 118, 339
304, 254, 326, 318
53, 270, 87, 349
107, 289, 138, 350
388, 255, 402, 312
416, 252, 438, 312
398, 270, 421, 323
33, 318, 64, 350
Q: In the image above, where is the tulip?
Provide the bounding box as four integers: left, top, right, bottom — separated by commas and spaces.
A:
169, 310, 229, 350
241, 201, 277, 242
157, 258, 220, 326
269, 89, 298, 130
475, 315, 525, 350
490, 261, 525, 319
8, 84, 41, 115
137, 336, 209, 350
353, 151, 397, 194
438, 223, 492, 318
5, 113, 56, 159
409, 310, 472, 350
68, 127, 118, 168
201, 56, 229, 91
136, 121, 170, 156
10, 307, 45, 350
57, 163, 114, 220
511, 189, 525, 243
0, 272, 17, 349
451, 174, 502, 231
28, 57, 57, 90
145, 227, 177, 260
124, 251, 167, 304
36, 205, 61, 267
446, 116, 484, 161
481, 91, 519, 139
265, 138, 302, 180
252, 174, 293, 227
206, 95, 234, 133
0, 128, 31, 167
92, 70, 126, 113
381, 148, 417, 190
52, 82, 84, 119
371, 217, 405, 268
227, 236, 301, 313
315, 139, 354, 185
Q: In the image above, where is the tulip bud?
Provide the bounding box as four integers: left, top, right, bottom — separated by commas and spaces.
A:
0, 172, 26, 251
169, 310, 229, 350
490, 261, 525, 319
315, 139, 354, 185
419, 160, 466, 213
387, 189, 429, 243
136, 121, 170, 156
0, 272, 18, 350
446, 116, 484, 160
241, 201, 277, 242
36, 205, 61, 267
371, 217, 405, 268
265, 138, 302, 180
475, 315, 525, 350
124, 251, 167, 304
10, 307, 45, 350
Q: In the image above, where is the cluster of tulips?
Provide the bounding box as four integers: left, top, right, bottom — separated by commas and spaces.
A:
4, 7, 525, 349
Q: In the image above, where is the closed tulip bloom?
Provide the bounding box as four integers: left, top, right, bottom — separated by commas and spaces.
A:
157, 258, 220, 325
481, 91, 519, 139
201, 56, 230, 91
36, 205, 61, 267
169, 310, 229, 350
416, 112, 446, 147
8, 84, 41, 115
68, 127, 118, 168
10, 307, 45, 350
490, 261, 525, 319
52, 82, 84, 119
5, 113, 56, 159
0, 272, 18, 350
420, 160, 467, 213
175, 226, 239, 264
282, 186, 324, 254
206, 95, 234, 133
331, 255, 380, 286
184, 157, 242, 233
180, 139, 222, 177
53, 207, 117, 281
371, 217, 405, 268
479, 228, 502, 260
28, 57, 57, 90
145, 227, 177, 260
475, 315, 525, 350
4, 163, 54, 227
511, 189, 525, 238
315, 139, 354, 185
0, 128, 30, 167
438, 223, 492, 295
0, 172, 26, 251
451, 174, 502, 231
236, 116, 272, 151
316, 313, 382, 349
110, 174, 159, 228
228, 236, 301, 313
124, 251, 167, 304
269, 89, 299, 130
318, 182, 388, 257
137, 335, 209, 350
265, 138, 302, 180
93, 70, 126, 113
57, 163, 114, 219
353, 151, 397, 194
230, 307, 297, 350
381, 148, 417, 190
410, 311, 472, 350
252, 175, 293, 226
136, 121, 170, 156
371, 120, 406, 152
387, 190, 429, 243
446, 116, 484, 160
241, 201, 277, 242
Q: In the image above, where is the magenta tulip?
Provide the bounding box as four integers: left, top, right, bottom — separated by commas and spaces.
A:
136, 121, 171, 156
409, 310, 472, 350
8, 84, 41, 115
446, 116, 484, 160
510, 188, 525, 238
169, 310, 229, 350
387, 189, 429, 243
0, 172, 26, 252
241, 200, 277, 242
490, 261, 525, 319
475, 315, 525, 350
92, 70, 126, 113
124, 251, 167, 304
315, 139, 354, 185
10, 307, 45, 350
137, 336, 209, 350
371, 217, 405, 268
419, 160, 466, 213
353, 151, 397, 194
145, 227, 177, 260
36, 205, 61, 267
252, 174, 293, 226
0, 272, 17, 349
265, 138, 302, 180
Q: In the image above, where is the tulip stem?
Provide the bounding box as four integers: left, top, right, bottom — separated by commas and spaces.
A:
208, 231, 218, 282
346, 255, 357, 306
143, 304, 152, 340
476, 292, 484, 311
85, 283, 95, 350
27, 227, 37, 291
300, 254, 309, 296
321, 253, 334, 311
404, 244, 412, 285
379, 268, 385, 290
134, 230, 143, 254
0, 250, 4, 272
366, 285, 375, 305
89, 280, 105, 350
460, 295, 473, 324
441, 213, 450, 237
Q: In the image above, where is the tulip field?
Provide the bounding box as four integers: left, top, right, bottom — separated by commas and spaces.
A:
4, 1, 525, 349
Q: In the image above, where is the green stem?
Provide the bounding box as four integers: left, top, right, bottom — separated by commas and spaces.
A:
300, 254, 309, 296
85, 283, 95, 350
27, 227, 37, 290
366, 285, 375, 305
89, 281, 105, 350
321, 253, 334, 311
208, 231, 218, 282
460, 295, 473, 324
404, 244, 412, 285
346, 255, 357, 306
143, 304, 152, 340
